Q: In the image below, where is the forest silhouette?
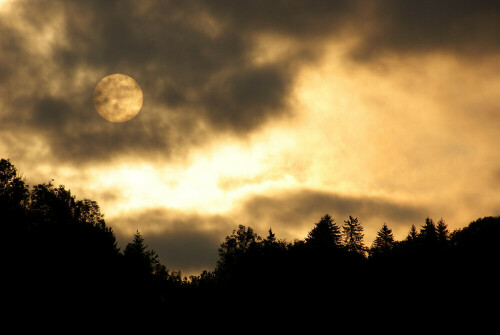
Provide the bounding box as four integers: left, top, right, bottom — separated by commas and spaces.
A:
2, 158, 499, 312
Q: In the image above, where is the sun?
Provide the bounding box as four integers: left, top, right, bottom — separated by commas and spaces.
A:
93, 74, 143, 122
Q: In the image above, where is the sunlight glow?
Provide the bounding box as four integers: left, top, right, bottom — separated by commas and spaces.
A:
0, 0, 13, 11
92, 141, 291, 218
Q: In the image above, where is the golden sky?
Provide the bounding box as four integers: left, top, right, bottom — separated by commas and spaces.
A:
2, 0, 500, 275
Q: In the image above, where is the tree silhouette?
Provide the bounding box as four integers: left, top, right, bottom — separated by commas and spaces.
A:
122, 230, 179, 307
452, 216, 500, 261
0, 159, 27, 198
124, 230, 161, 279
0, 158, 29, 228
370, 223, 395, 257
406, 224, 418, 241
217, 225, 261, 265
436, 218, 449, 245
0, 162, 122, 307
215, 225, 262, 288
342, 215, 366, 255
420, 217, 438, 243
305, 214, 342, 249
264, 227, 276, 245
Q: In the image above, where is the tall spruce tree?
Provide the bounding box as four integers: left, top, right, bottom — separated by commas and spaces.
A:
124, 230, 161, 280
436, 218, 449, 244
420, 217, 438, 245
342, 215, 366, 255
306, 214, 342, 248
407, 224, 418, 241
370, 223, 395, 256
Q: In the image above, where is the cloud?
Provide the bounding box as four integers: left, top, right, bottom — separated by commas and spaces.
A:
200, 64, 293, 132
3, 0, 500, 166
352, 0, 500, 60
110, 207, 234, 275
204, 0, 358, 37
0, 0, 302, 165
235, 188, 428, 237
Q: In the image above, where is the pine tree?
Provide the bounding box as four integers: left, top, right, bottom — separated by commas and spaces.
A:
407, 224, 418, 241
305, 214, 342, 248
342, 215, 366, 255
420, 217, 438, 245
436, 218, 449, 244
370, 223, 395, 256
124, 230, 160, 279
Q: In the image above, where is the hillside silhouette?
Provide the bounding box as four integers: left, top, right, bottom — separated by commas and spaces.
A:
2, 158, 499, 313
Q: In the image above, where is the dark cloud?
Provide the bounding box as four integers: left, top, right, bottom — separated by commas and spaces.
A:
237, 188, 428, 234
204, 0, 358, 37
0, 21, 22, 82
33, 97, 73, 127
352, 0, 500, 60
144, 229, 221, 275
205, 1, 500, 59
201, 64, 293, 131
0, 0, 300, 164
111, 208, 234, 275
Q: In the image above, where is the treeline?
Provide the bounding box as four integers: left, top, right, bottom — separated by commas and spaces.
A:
2, 158, 499, 310
192, 214, 500, 304
2, 158, 183, 310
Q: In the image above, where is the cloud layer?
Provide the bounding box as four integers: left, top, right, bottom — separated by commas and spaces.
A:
3, 0, 500, 165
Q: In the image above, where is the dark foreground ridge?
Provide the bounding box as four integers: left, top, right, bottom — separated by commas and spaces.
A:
2, 158, 499, 314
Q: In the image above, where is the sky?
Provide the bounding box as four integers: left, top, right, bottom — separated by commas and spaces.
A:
2, 0, 500, 276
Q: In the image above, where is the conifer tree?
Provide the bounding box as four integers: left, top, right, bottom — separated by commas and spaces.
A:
370, 223, 395, 256
420, 217, 438, 244
305, 214, 342, 248
407, 224, 418, 241
124, 230, 160, 278
342, 215, 366, 255
436, 218, 449, 244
